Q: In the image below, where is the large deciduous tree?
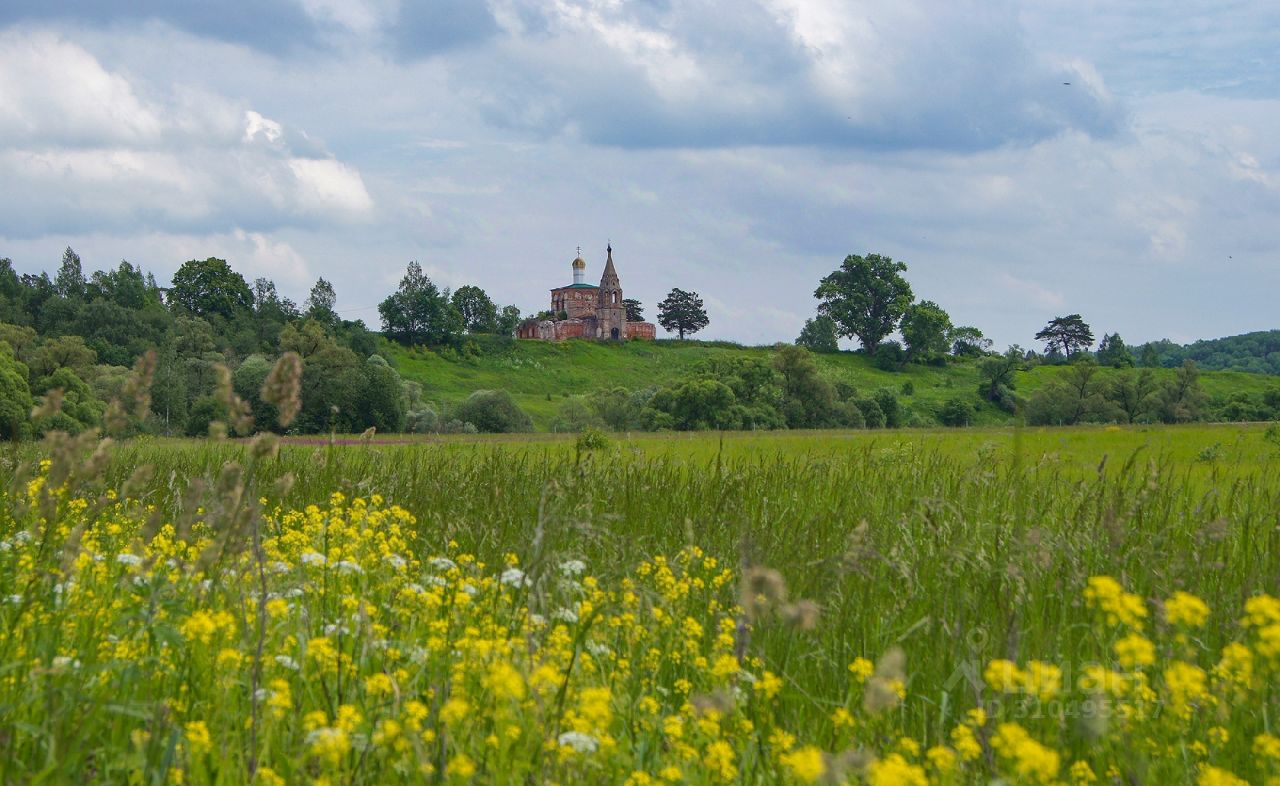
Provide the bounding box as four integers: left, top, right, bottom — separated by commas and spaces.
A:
656, 288, 709, 340
814, 253, 913, 356
1035, 314, 1094, 358
451, 285, 499, 333
949, 326, 992, 357
378, 261, 463, 346
899, 300, 953, 362
169, 258, 254, 321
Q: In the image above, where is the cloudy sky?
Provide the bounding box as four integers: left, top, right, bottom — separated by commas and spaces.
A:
1, 1, 1276, 348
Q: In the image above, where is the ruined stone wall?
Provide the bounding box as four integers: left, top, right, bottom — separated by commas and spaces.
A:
625, 322, 656, 340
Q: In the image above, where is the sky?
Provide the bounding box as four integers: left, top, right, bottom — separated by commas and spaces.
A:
0, 0, 1277, 349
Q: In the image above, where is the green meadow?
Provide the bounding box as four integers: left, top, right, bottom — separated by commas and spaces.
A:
4, 422, 1280, 782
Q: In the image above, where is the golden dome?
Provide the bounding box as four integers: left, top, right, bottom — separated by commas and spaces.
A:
572, 256, 587, 269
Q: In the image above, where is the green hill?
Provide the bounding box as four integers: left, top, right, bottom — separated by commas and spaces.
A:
385, 338, 1280, 431
1139, 329, 1280, 375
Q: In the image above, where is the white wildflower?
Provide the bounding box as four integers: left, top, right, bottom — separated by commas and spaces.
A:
300, 552, 326, 567
560, 559, 587, 576
429, 557, 456, 571
333, 560, 363, 575
116, 553, 143, 567
385, 554, 407, 570
557, 731, 599, 753
274, 655, 300, 671
552, 608, 579, 624
500, 567, 529, 587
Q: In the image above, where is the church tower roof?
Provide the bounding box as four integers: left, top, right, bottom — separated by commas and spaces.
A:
600, 243, 619, 288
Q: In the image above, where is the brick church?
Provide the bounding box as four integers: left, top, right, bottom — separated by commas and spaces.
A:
516, 245, 656, 341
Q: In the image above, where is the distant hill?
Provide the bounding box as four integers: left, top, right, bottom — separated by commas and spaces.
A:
1139, 330, 1280, 375
386, 337, 1280, 431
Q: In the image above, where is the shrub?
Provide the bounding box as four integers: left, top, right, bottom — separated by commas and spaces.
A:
575, 428, 610, 451
938, 397, 974, 427
855, 397, 885, 428
873, 341, 907, 371
874, 389, 901, 428
453, 389, 533, 433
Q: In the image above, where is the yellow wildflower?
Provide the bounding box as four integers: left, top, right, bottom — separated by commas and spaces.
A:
1164, 592, 1210, 627
779, 746, 826, 783
866, 753, 927, 786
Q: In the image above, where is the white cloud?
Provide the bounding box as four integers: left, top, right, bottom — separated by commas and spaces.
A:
0, 31, 163, 146
0, 29, 373, 238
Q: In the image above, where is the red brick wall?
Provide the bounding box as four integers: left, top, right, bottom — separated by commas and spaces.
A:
625, 322, 656, 340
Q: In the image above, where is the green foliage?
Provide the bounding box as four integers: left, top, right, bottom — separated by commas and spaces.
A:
451, 285, 499, 333
874, 389, 902, 428
550, 396, 604, 433
1035, 314, 1095, 358
644, 378, 739, 430
899, 300, 952, 362
1264, 422, 1280, 451
575, 427, 611, 451
872, 340, 906, 371
623, 298, 644, 322
814, 252, 913, 355
54, 247, 85, 300
656, 288, 709, 340
854, 396, 885, 428
454, 389, 533, 433
30, 335, 96, 380
795, 315, 839, 353
0, 341, 32, 440
33, 367, 104, 435
589, 387, 649, 431
379, 261, 464, 346
1138, 330, 1280, 375
772, 345, 839, 428
1025, 360, 1117, 426
1157, 360, 1209, 423
1106, 369, 1160, 424
1096, 333, 1135, 368
304, 278, 338, 328
938, 396, 973, 427
359, 355, 407, 434
169, 258, 254, 321
978, 349, 1020, 412
496, 305, 523, 336
948, 325, 991, 357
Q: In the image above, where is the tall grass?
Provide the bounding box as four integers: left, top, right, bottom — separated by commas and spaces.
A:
97, 426, 1280, 742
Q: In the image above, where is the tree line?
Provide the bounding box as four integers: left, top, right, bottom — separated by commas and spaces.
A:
1, 247, 1277, 440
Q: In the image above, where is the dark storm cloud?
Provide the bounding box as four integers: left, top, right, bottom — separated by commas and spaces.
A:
0, 0, 322, 51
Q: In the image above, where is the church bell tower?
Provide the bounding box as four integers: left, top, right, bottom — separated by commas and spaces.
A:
597, 244, 626, 340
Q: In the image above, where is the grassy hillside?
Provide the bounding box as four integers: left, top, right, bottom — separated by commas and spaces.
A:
385, 338, 1280, 431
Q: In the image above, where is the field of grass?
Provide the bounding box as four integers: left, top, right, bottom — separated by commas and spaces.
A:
384, 338, 1279, 431
3, 424, 1280, 783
